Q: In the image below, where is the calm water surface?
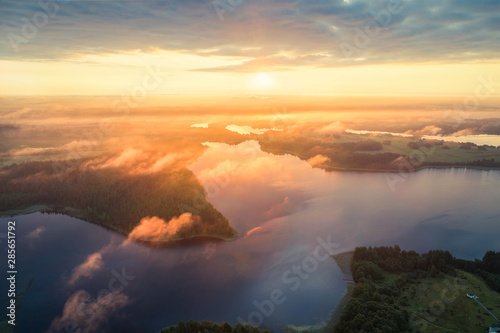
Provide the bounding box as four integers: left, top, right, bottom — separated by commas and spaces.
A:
2, 140, 500, 332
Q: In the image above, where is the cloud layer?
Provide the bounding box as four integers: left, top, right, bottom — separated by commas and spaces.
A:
1, 0, 499, 70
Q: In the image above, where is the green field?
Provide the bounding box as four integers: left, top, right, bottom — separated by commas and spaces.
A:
257, 130, 500, 172
355, 133, 500, 164
402, 270, 500, 333
333, 246, 500, 333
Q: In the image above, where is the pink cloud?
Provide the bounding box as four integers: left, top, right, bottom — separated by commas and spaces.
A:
48, 290, 129, 333
264, 196, 293, 219
84, 148, 189, 175
244, 226, 262, 238
68, 253, 103, 285
451, 128, 478, 136
26, 226, 46, 240
314, 121, 344, 134
306, 154, 330, 167
98, 147, 143, 169
404, 125, 443, 136
128, 213, 201, 242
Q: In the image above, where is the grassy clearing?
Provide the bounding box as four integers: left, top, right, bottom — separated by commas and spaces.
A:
357, 133, 500, 164
0, 204, 49, 217
399, 270, 500, 332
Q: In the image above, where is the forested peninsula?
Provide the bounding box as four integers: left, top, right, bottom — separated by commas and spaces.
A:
0, 159, 238, 243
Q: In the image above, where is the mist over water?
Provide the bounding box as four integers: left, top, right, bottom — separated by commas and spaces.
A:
3, 141, 500, 332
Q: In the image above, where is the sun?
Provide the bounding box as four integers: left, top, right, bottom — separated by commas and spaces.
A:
252, 72, 274, 89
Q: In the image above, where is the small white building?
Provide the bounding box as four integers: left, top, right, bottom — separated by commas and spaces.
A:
467, 292, 477, 299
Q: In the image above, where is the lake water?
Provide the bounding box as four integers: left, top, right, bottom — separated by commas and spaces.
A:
2, 140, 500, 332
346, 129, 500, 146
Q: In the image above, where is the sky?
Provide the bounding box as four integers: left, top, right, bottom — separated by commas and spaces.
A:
0, 0, 499, 95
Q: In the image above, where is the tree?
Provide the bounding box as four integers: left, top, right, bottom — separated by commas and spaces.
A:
223, 322, 233, 333
483, 251, 500, 274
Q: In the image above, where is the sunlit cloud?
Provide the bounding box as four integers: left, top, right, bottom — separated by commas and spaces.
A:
8, 147, 56, 156
141, 153, 182, 174
244, 226, 263, 238
191, 123, 210, 128
98, 147, 143, 169
181, 242, 218, 264
315, 121, 345, 134
225, 125, 268, 135
264, 196, 292, 219
67, 252, 104, 286
48, 290, 130, 333
1, 140, 94, 159
345, 129, 413, 137
25, 226, 46, 240
85, 148, 195, 175
2, 1, 498, 95
450, 128, 479, 137
404, 125, 443, 136
307, 154, 331, 167
128, 213, 201, 242
66, 241, 119, 286
2, 1, 498, 66
191, 141, 312, 188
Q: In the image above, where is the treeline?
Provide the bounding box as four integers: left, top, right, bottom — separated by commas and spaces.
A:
336, 140, 383, 151
0, 160, 237, 241
422, 158, 500, 168
352, 245, 455, 279
160, 320, 271, 333
334, 245, 417, 332
258, 130, 500, 172
351, 246, 500, 290
334, 278, 410, 332
324, 152, 402, 170
454, 251, 500, 293
258, 136, 403, 170
407, 139, 444, 149
259, 136, 383, 154
335, 245, 500, 333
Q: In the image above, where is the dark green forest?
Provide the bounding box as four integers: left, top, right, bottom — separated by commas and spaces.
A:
334, 246, 500, 333
0, 160, 238, 241
258, 136, 403, 170
351, 245, 500, 292
256, 132, 500, 171
259, 138, 401, 171
161, 320, 271, 333
454, 251, 500, 293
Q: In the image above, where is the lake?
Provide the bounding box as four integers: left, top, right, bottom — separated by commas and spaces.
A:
346, 129, 500, 146
2, 140, 500, 332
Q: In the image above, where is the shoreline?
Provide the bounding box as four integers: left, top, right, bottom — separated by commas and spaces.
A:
281, 252, 355, 333
258, 147, 500, 173
0, 205, 238, 245
332, 251, 354, 276
326, 251, 355, 330
323, 164, 500, 173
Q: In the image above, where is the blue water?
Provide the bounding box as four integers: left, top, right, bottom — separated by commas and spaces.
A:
1, 141, 500, 332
